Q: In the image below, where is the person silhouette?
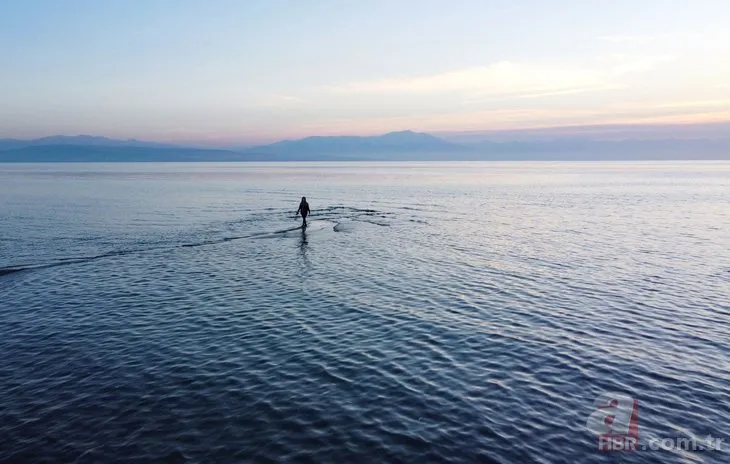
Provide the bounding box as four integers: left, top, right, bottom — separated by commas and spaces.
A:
296, 196, 310, 227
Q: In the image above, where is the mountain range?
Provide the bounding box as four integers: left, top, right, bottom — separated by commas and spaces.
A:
1, 130, 729, 161
0, 135, 181, 152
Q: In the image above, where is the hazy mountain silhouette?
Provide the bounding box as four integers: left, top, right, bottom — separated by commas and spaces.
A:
0, 131, 464, 162
457, 138, 730, 160
1, 130, 729, 161
0, 139, 26, 151
242, 130, 463, 160
437, 121, 730, 143
0, 135, 180, 152
229, 132, 730, 160
0, 145, 240, 162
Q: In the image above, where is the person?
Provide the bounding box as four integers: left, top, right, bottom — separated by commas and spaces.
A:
296, 196, 310, 227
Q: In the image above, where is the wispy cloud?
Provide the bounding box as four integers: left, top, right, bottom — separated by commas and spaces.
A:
325, 56, 672, 101
281, 95, 730, 138
640, 99, 730, 110
599, 35, 659, 43
515, 87, 613, 99
602, 54, 675, 74
326, 62, 605, 97
254, 94, 306, 109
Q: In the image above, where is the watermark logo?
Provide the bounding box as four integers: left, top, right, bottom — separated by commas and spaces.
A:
586, 392, 726, 454
586, 392, 639, 451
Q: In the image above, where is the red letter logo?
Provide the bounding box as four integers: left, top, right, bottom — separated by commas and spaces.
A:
586, 392, 639, 451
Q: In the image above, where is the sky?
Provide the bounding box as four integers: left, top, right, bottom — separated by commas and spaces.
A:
1, 0, 729, 145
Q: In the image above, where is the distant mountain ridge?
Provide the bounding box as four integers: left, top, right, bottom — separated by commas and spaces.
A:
244, 130, 463, 160
0, 135, 180, 152
258, 130, 458, 152
0, 131, 464, 162
1, 130, 729, 161
0, 145, 240, 162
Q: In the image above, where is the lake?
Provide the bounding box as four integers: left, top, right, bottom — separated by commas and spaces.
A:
1, 162, 728, 463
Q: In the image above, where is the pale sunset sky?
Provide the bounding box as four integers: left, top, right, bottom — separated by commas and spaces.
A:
1, 0, 729, 145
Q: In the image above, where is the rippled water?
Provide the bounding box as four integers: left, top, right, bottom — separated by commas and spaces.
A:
1, 162, 729, 464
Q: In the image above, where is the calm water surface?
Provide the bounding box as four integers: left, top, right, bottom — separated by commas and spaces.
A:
1, 162, 729, 463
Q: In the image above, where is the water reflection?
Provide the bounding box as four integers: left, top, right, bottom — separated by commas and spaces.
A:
298, 227, 309, 258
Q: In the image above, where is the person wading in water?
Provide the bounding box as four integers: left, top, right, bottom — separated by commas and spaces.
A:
296, 196, 310, 228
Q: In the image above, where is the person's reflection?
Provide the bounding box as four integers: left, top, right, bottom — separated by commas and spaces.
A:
299, 227, 308, 255
297, 227, 311, 275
